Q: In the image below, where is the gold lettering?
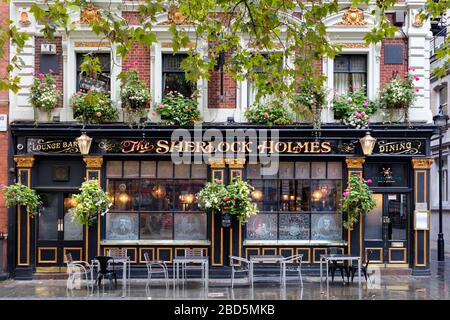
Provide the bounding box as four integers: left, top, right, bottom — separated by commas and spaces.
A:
321, 141, 332, 153
156, 140, 170, 153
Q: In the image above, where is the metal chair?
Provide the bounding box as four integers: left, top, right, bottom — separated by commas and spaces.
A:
143, 252, 169, 288
65, 253, 92, 290
93, 255, 118, 289
108, 248, 130, 281
229, 256, 251, 288
350, 249, 373, 282
281, 254, 303, 287
327, 247, 350, 283
183, 249, 205, 280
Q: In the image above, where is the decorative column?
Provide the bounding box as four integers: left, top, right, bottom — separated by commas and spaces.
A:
208, 158, 226, 266
83, 156, 103, 262
411, 158, 433, 275
345, 157, 365, 258
226, 158, 246, 266
13, 156, 35, 279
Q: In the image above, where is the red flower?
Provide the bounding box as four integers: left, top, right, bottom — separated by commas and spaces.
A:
36, 73, 45, 79
223, 196, 230, 202
49, 69, 54, 75
366, 179, 373, 185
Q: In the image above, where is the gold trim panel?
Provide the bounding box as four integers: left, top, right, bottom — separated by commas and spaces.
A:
365, 247, 383, 263
312, 248, 327, 263
83, 156, 103, 168
345, 157, 365, 169
139, 248, 155, 263
411, 158, 433, 170
389, 248, 407, 264
208, 158, 226, 168
14, 156, 35, 168
63, 247, 83, 263
157, 248, 173, 263
38, 247, 58, 264
296, 248, 311, 264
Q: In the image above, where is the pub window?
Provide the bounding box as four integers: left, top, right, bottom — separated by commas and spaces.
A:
105, 161, 207, 241
333, 54, 367, 95
246, 162, 343, 242
162, 54, 195, 97
76, 52, 111, 94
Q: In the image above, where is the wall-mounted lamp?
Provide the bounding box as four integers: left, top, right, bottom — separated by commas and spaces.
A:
76, 132, 93, 155
359, 131, 377, 156
251, 189, 263, 201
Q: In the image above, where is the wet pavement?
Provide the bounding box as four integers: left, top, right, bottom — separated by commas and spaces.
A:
0, 252, 449, 300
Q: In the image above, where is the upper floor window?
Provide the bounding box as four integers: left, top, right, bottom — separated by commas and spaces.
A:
333, 54, 367, 95
162, 54, 195, 97
439, 85, 448, 114
76, 52, 111, 94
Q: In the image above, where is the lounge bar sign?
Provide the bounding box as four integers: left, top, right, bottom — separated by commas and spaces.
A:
373, 140, 425, 155
26, 138, 80, 154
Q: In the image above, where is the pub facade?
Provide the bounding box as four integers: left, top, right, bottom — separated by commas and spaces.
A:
6, 1, 435, 279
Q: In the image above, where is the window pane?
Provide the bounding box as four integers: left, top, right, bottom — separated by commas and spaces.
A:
157, 162, 173, 178
311, 162, 326, 179
140, 213, 173, 240
387, 194, 407, 241
247, 164, 261, 179
140, 180, 173, 211
111, 180, 140, 211
163, 73, 194, 97
327, 162, 342, 179
249, 179, 278, 211
191, 164, 207, 179
38, 193, 58, 241
279, 214, 310, 240
175, 164, 190, 178
141, 161, 156, 178
279, 162, 294, 178
123, 161, 140, 178
105, 213, 139, 240
350, 55, 366, 72
106, 161, 122, 178
334, 56, 350, 72
311, 213, 342, 241
174, 213, 207, 240
163, 54, 185, 72
246, 214, 278, 240
311, 180, 341, 212
280, 180, 302, 211
173, 180, 204, 211
365, 194, 383, 240
334, 73, 350, 95
63, 194, 83, 241
295, 162, 310, 179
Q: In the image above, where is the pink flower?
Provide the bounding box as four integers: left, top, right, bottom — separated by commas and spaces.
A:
49, 69, 54, 74
343, 191, 350, 197
355, 112, 362, 119
36, 73, 45, 78
151, 112, 156, 117
363, 101, 369, 107
366, 179, 373, 185
133, 61, 139, 66
223, 196, 230, 201
408, 67, 416, 71
96, 112, 102, 117
415, 88, 420, 93
414, 75, 420, 81
158, 104, 164, 109
126, 64, 132, 69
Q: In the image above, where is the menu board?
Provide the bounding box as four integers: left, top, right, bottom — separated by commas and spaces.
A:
79, 72, 110, 93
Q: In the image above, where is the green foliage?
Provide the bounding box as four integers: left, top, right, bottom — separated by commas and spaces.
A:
69, 180, 112, 226
120, 67, 152, 125
333, 88, 378, 129
80, 54, 102, 79
29, 72, 59, 120
154, 91, 201, 126
70, 90, 119, 124
339, 175, 377, 229
197, 179, 258, 224
2, 183, 42, 216
295, 80, 327, 129
245, 100, 293, 126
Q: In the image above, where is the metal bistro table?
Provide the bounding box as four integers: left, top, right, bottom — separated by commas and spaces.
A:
172, 256, 209, 287
91, 256, 131, 288
249, 255, 284, 287
319, 254, 361, 288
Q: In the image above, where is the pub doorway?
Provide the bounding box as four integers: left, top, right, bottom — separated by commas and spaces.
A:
36, 192, 85, 269
363, 193, 409, 264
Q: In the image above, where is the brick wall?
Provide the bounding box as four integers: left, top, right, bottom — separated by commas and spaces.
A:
208, 51, 237, 109
122, 11, 140, 25
123, 43, 151, 87
380, 38, 408, 88
0, 2, 9, 273
35, 37, 64, 106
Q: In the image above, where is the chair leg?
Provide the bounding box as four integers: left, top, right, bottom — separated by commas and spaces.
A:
231, 269, 234, 288
363, 269, 368, 281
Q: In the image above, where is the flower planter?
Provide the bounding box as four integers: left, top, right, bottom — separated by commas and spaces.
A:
34, 108, 60, 122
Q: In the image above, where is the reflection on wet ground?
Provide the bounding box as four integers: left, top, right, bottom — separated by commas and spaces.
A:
0, 253, 449, 300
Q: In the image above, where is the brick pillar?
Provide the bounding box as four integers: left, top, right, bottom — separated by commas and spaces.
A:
345, 157, 365, 258
83, 156, 103, 262
411, 158, 433, 276
13, 156, 35, 279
